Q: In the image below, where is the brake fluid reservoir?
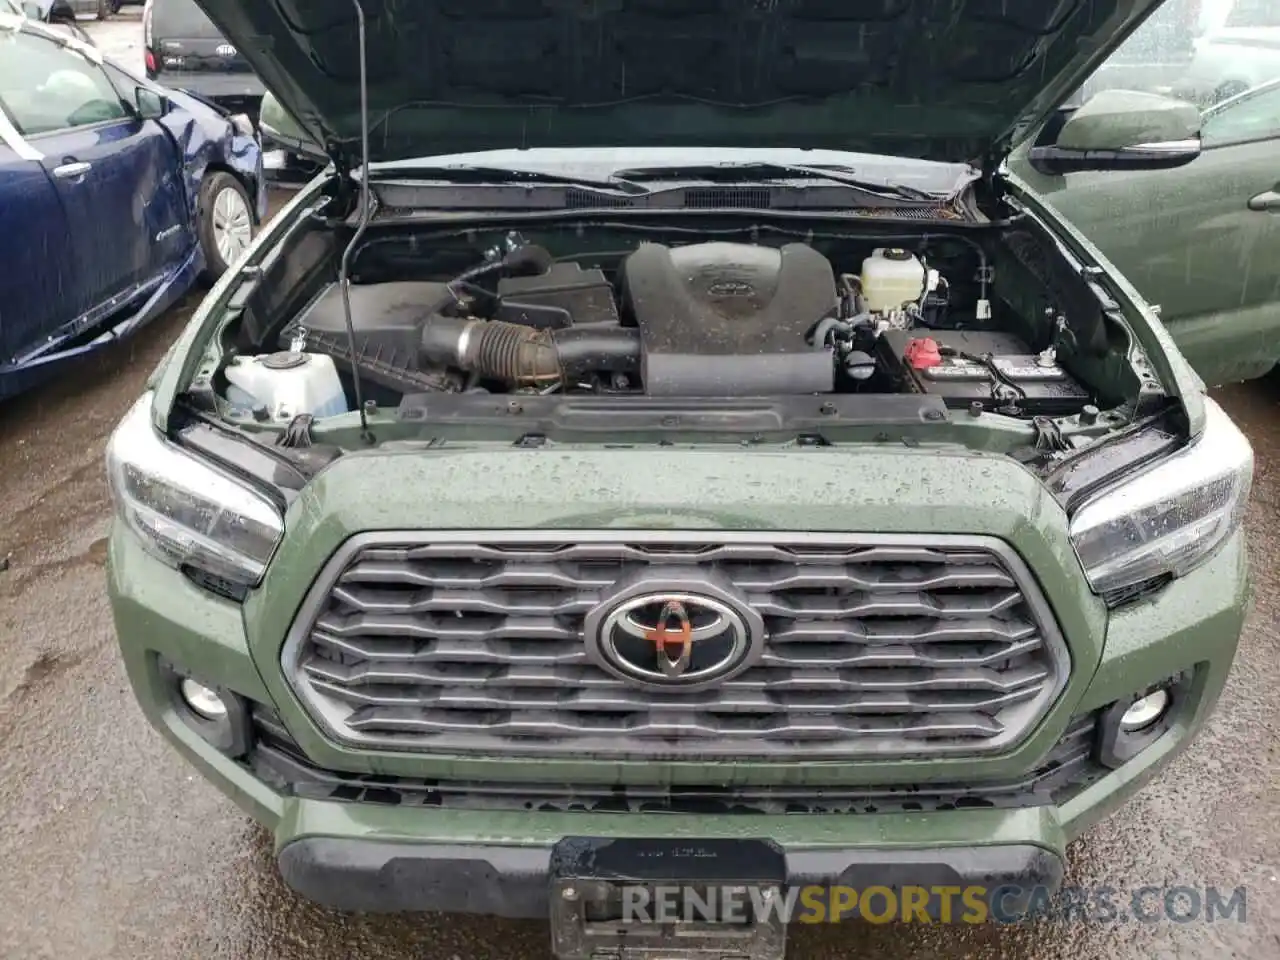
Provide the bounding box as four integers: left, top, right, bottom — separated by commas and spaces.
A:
224, 352, 348, 421
861, 248, 926, 313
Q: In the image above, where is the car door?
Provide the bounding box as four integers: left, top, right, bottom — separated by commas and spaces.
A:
101, 61, 193, 272
0, 29, 191, 324
1010, 83, 1280, 385
0, 121, 77, 372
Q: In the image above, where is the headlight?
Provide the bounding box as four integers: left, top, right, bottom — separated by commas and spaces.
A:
1069, 398, 1252, 598
106, 394, 283, 588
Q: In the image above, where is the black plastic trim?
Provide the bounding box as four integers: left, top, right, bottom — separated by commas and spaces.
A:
276, 835, 1063, 917
1043, 412, 1184, 512
245, 705, 1105, 815
396, 391, 950, 436
1027, 143, 1200, 176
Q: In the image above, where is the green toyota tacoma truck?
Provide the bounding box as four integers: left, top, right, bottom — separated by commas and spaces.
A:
106, 0, 1254, 955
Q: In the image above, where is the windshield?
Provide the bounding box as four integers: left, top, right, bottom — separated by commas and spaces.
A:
151, 0, 222, 37
1079, 0, 1280, 105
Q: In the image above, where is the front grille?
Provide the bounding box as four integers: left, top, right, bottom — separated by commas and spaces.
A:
565, 188, 634, 208
683, 186, 773, 208
283, 533, 1069, 760
563, 186, 775, 209
282, 535, 1070, 757
247, 704, 1103, 814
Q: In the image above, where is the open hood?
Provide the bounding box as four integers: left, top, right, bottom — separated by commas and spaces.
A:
195, 0, 1168, 171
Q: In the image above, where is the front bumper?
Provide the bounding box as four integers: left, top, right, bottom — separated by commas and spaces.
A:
107, 498, 1249, 916
277, 834, 1063, 917
159, 73, 266, 104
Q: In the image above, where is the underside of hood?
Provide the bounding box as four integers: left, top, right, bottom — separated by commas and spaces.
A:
194, 0, 1166, 170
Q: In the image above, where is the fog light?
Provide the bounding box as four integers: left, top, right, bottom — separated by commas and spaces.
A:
1119, 688, 1170, 732
157, 656, 252, 757
180, 677, 228, 721
1097, 671, 1192, 770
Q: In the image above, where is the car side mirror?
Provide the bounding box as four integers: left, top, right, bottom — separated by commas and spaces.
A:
136, 87, 168, 120
258, 91, 329, 162
1028, 89, 1202, 175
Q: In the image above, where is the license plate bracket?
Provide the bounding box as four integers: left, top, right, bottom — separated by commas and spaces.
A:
548, 837, 787, 960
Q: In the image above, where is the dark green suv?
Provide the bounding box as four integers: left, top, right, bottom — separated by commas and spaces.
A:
105, 1, 1254, 956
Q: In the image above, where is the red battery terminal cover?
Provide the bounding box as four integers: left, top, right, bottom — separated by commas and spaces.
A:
903, 336, 942, 370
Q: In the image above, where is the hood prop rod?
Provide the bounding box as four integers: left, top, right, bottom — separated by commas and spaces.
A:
337, 0, 375, 443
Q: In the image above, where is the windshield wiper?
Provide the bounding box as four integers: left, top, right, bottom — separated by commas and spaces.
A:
611, 162, 946, 201
369, 164, 652, 196
368, 160, 959, 214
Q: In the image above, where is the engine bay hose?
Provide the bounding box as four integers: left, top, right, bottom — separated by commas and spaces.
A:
420, 316, 641, 384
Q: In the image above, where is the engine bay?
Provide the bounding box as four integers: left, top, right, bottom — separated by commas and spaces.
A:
220, 227, 1112, 427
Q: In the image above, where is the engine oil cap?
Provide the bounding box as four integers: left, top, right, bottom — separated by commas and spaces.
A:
262, 351, 309, 370
903, 337, 942, 369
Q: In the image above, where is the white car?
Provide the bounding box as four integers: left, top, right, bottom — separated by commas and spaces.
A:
5, 0, 99, 39
1175, 2, 1280, 103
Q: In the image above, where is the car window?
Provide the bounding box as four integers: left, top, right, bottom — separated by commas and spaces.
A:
1202, 83, 1280, 144
103, 63, 143, 99
1079, 0, 1280, 107
1226, 0, 1280, 28
0, 31, 128, 136
152, 0, 223, 38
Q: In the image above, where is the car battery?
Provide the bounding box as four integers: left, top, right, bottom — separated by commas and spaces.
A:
877, 328, 1091, 416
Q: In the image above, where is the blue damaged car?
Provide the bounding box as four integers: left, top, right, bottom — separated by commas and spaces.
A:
0, 10, 265, 400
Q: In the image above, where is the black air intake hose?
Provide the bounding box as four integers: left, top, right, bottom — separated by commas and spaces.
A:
553, 327, 642, 379
420, 317, 640, 384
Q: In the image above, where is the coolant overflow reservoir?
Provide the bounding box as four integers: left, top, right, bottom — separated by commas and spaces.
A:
861, 248, 926, 313
224, 352, 348, 422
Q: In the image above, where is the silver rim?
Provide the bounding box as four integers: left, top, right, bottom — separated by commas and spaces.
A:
211, 186, 252, 266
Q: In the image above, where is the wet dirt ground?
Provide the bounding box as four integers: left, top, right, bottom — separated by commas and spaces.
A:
2, 11, 1279, 960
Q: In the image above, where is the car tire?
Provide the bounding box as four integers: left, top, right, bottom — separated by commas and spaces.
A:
197, 172, 255, 286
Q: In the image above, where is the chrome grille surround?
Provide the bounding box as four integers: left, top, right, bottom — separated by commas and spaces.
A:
281, 531, 1070, 761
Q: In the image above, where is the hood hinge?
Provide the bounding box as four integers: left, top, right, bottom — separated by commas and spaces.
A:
327, 141, 350, 178
325, 142, 359, 213
980, 150, 1003, 192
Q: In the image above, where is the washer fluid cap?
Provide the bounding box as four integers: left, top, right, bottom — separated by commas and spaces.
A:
262, 351, 309, 370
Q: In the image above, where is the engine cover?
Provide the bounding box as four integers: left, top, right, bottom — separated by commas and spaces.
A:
622, 242, 837, 397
